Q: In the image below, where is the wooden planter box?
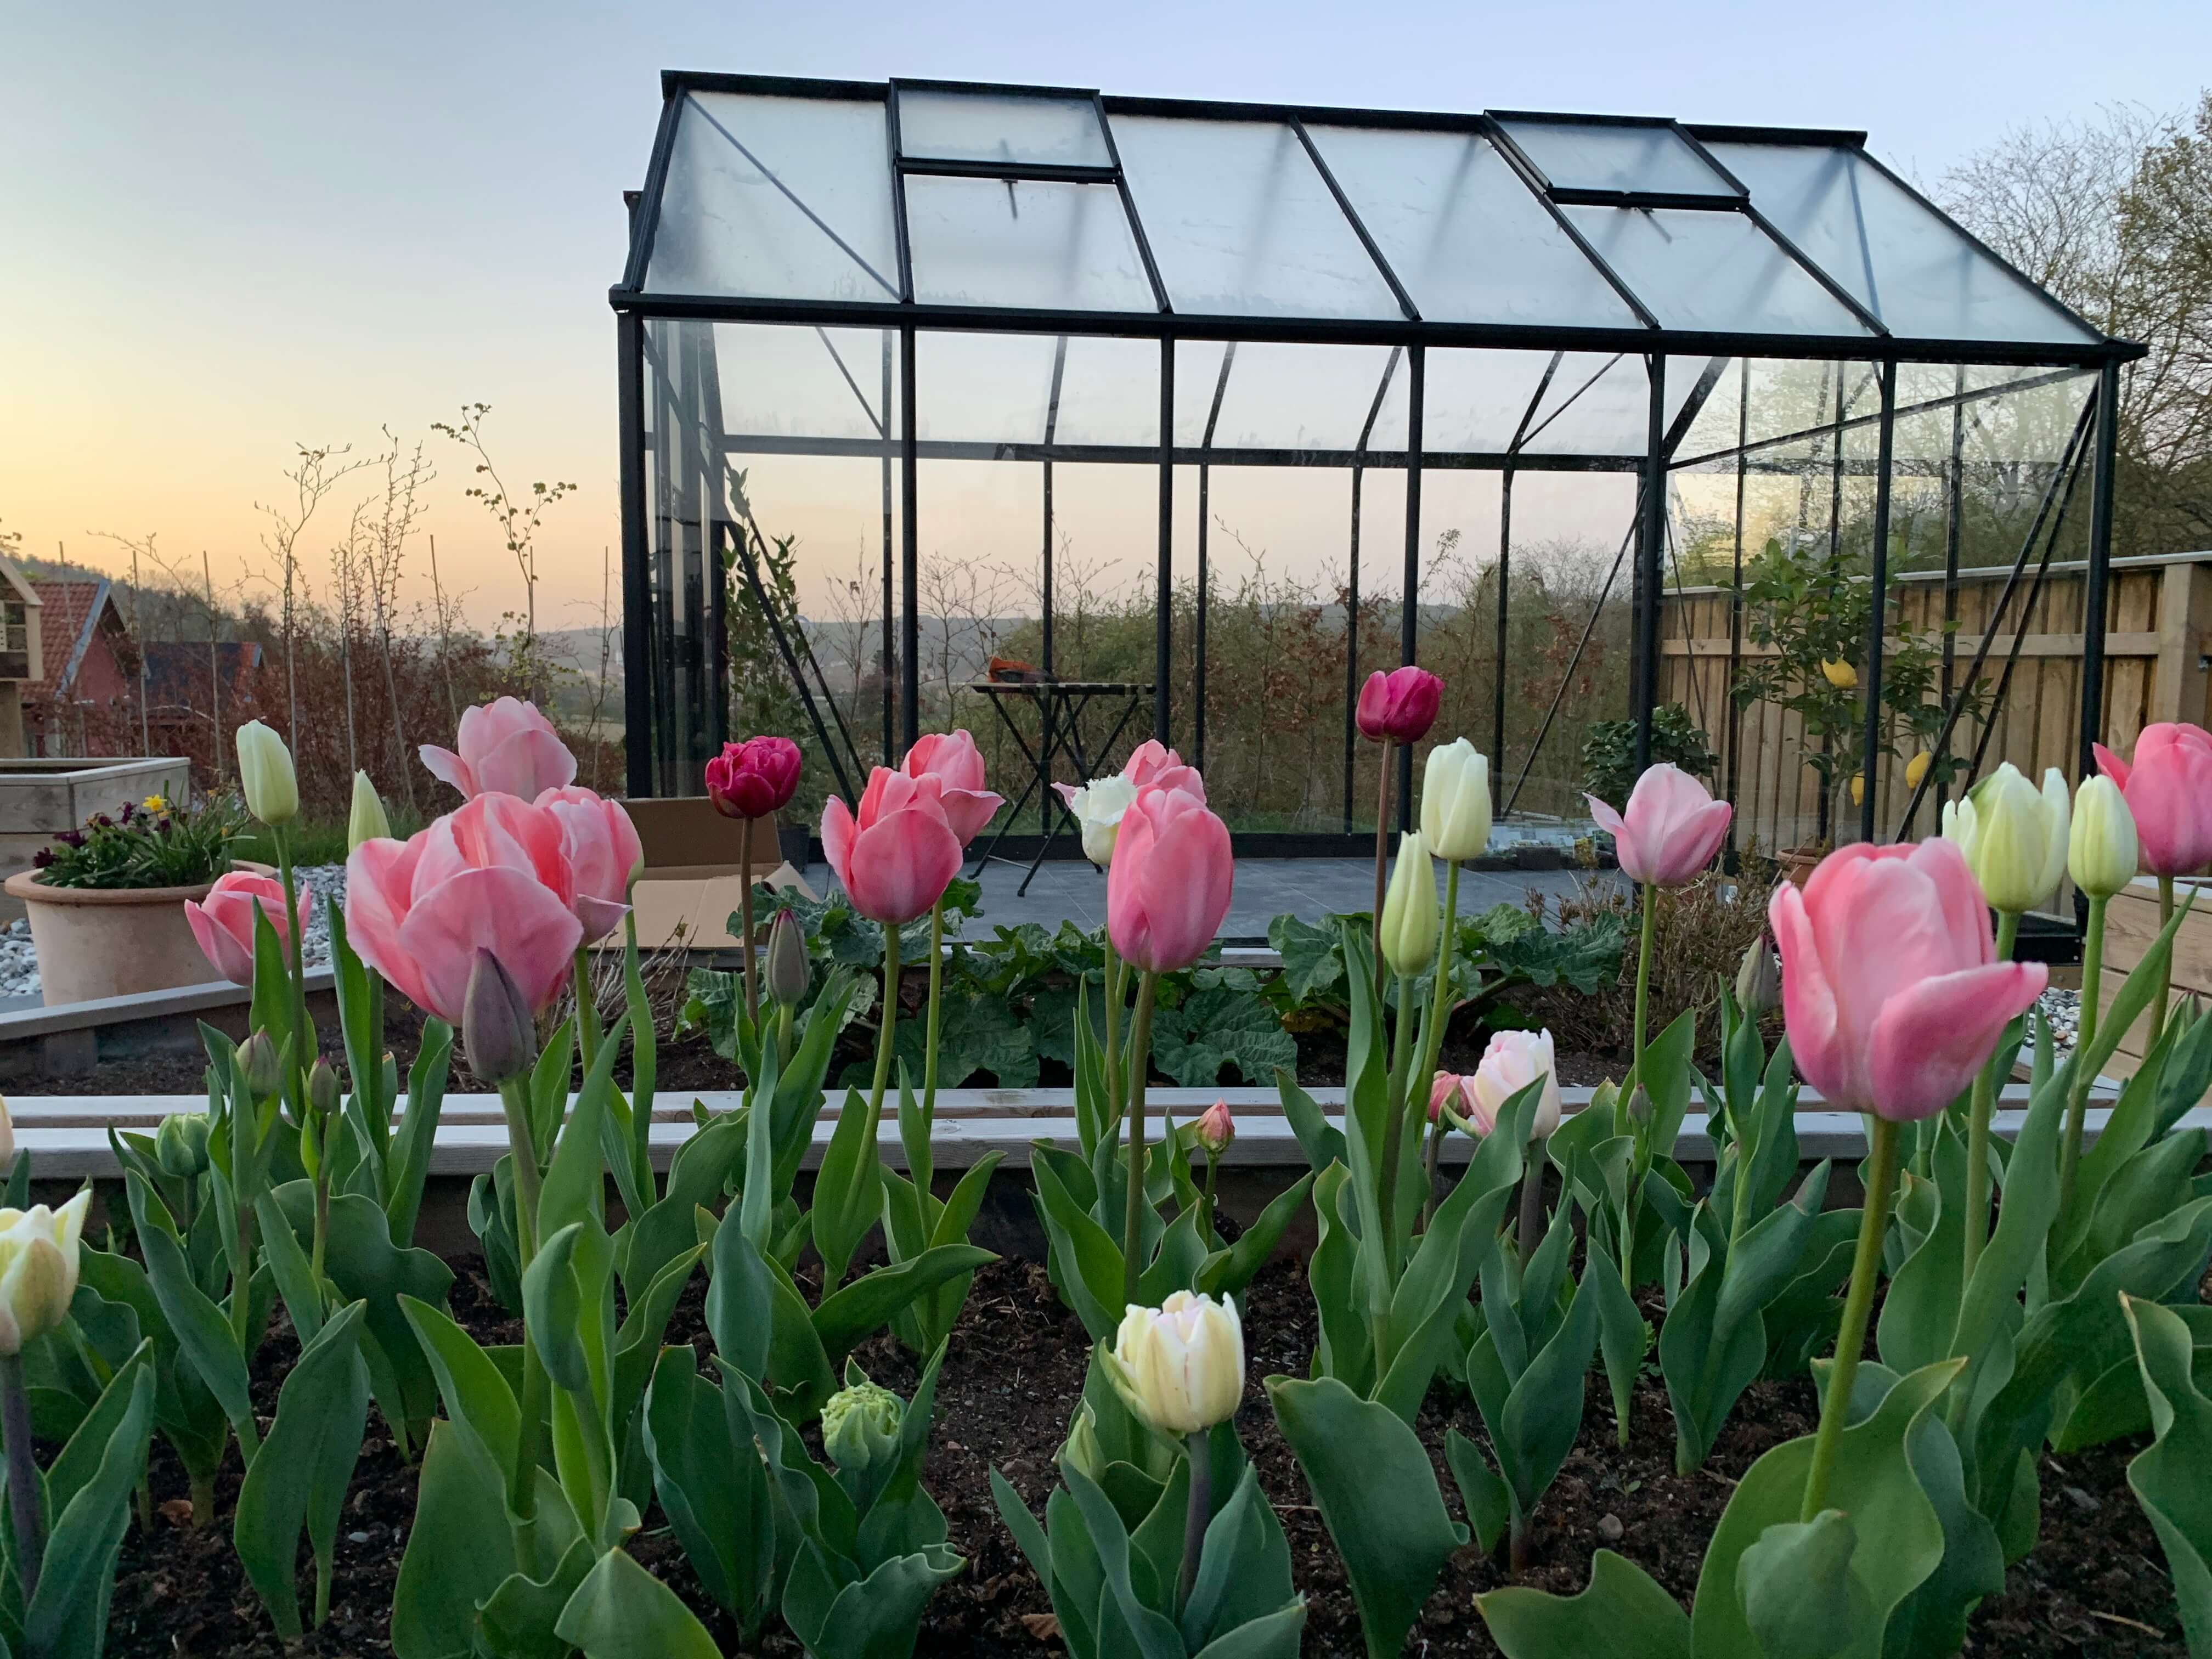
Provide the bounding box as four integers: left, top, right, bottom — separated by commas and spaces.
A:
2096, 873, 2212, 1083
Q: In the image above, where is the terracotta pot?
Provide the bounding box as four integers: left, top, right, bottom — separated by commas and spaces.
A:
1775, 847, 1826, 888
3, 868, 231, 1007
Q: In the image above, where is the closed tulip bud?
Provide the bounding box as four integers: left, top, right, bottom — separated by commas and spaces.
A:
1626, 1084, 1652, 1126
1062, 1405, 1109, 1483
348, 771, 392, 850
155, 1110, 211, 1179
1193, 1101, 1234, 1156
820, 1375, 905, 1475
1905, 751, 1933, 789
1941, 762, 2068, 914
765, 908, 809, 1009
462, 949, 538, 1086
1355, 666, 1444, 745
1735, 935, 1782, 1015
1420, 738, 1493, 863
1819, 658, 1858, 690
1379, 832, 1439, 976
235, 720, 299, 826
2068, 775, 2138, 900
308, 1057, 341, 1118
1105, 1290, 1244, 1436
0, 1190, 91, 1355
236, 1031, 283, 1099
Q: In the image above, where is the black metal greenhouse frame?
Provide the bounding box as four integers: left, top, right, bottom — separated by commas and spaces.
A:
611, 71, 2143, 854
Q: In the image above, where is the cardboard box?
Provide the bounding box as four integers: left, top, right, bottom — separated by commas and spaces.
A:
618, 796, 816, 952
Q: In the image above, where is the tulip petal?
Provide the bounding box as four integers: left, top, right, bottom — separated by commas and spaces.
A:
1769, 876, 1849, 1107
842, 805, 963, 927
2092, 742, 2130, 789
185, 899, 253, 986
1866, 961, 2048, 1122
419, 744, 476, 799
397, 866, 584, 1024
477, 728, 578, 799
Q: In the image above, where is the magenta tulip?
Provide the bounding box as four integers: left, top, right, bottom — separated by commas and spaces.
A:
537, 786, 644, 941
185, 871, 313, 987
1106, 784, 1233, 973
1587, 764, 1733, 888
420, 697, 577, 802
1355, 667, 1443, 745
1769, 838, 2047, 1122
2094, 723, 2212, 878
345, 794, 583, 1023
821, 769, 965, 927
706, 736, 803, 821
901, 730, 1005, 846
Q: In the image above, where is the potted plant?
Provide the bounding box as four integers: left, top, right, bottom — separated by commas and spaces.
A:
1, 789, 250, 1005
1730, 533, 1978, 876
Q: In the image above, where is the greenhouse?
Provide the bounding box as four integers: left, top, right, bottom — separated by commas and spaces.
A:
608, 72, 2140, 856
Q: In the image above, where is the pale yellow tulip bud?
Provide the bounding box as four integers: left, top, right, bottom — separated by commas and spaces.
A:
0, 1191, 90, 1356
235, 721, 298, 827
2068, 775, 2139, 900
1419, 739, 1493, 864
1104, 1290, 1244, 1436
1379, 832, 1439, 976
348, 771, 391, 850
1942, 763, 2068, 914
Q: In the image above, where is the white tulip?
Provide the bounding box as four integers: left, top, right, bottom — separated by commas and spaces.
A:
2068, 776, 2138, 900
1104, 1290, 1244, 1435
1058, 775, 1139, 867
235, 721, 299, 827
1420, 739, 1493, 863
0, 1190, 90, 1356
1380, 832, 1439, 976
1940, 763, 2068, 914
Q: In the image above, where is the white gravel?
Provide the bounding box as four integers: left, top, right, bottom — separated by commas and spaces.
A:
2035, 985, 2081, 1053
0, 864, 346, 1001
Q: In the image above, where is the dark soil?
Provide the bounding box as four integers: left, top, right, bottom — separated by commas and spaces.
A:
101, 1254, 2187, 1659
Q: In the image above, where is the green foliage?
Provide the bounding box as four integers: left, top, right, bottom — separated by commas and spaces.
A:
31, 790, 244, 889
2122, 1296, 2212, 1655
1580, 702, 1717, 810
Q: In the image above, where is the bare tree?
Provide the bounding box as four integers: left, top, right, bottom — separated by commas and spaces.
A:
426, 533, 464, 731
257, 443, 367, 740
362, 430, 434, 817
432, 404, 576, 698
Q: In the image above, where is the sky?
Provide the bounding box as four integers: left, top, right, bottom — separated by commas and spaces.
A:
4, 0, 2208, 633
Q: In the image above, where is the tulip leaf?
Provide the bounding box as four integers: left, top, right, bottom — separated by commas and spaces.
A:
398, 1293, 520, 1470
553, 1546, 723, 1659
1445, 1427, 1511, 1556
539, 1012, 628, 1238
1476, 1548, 1690, 1659
812, 1087, 885, 1287
1880, 1400, 2006, 1659
1736, 1509, 1870, 1659
478, 1535, 597, 1659
641, 1351, 778, 1635
21, 1360, 155, 1659
1266, 1375, 1466, 1659
233, 1300, 371, 1638
385, 1017, 453, 1245
122, 1170, 257, 1454
811, 1245, 997, 1371
609, 1243, 703, 1441
1275, 1073, 1346, 1176
1689, 1359, 1959, 1659
1031, 1144, 1128, 1340
1195, 1171, 1312, 1301
2122, 1295, 2212, 1655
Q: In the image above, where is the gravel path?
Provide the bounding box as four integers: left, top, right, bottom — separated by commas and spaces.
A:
0, 864, 346, 1000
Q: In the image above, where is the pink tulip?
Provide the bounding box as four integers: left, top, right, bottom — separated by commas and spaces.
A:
1355, 667, 1443, 745
1107, 784, 1234, 973
1586, 764, 1732, 888
2095, 723, 2212, 878
1769, 838, 2047, 1122
537, 786, 644, 941
1194, 1100, 1235, 1155
345, 794, 583, 1023
1428, 1071, 1475, 1127
706, 736, 803, 821
1468, 1029, 1564, 1137
900, 730, 1005, 846
1121, 739, 1207, 800
420, 697, 577, 802
821, 769, 965, 927
185, 871, 312, 987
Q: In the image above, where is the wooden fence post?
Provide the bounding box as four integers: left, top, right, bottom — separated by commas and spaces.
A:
2152, 560, 2212, 730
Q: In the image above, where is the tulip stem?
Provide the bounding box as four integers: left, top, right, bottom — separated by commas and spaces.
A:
1378, 972, 1420, 1263
1801, 1114, 1899, 1523
1415, 860, 1461, 1109
1516, 1137, 1548, 1262
1122, 973, 1159, 1307
869, 925, 901, 1126
0, 1355, 40, 1601
1962, 908, 2021, 1285
739, 816, 760, 1032
573, 946, 600, 1077
274, 825, 312, 1092
2059, 893, 2107, 1215
1101, 938, 1124, 1152
1421, 1118, 1443, 1231
495, 1074, 549, 1566
2154, 875, 2176, 1048
1199, 1151, 1220, 1245
1372, 750, 1393, 1003
1629, 881, 1657, 1111
496, 1077, 544, 1267
1178, 1430, 1211, 1616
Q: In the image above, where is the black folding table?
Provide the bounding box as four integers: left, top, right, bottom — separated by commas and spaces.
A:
965, 680, 1153, 895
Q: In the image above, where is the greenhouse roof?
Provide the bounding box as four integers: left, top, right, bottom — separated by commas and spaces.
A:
613, 72, 2136, 369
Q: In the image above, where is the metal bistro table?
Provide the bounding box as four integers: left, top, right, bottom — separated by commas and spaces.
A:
965, 679, 1153, 895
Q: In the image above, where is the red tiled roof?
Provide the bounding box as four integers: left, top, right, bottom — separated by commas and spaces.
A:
26, 582, 110, 698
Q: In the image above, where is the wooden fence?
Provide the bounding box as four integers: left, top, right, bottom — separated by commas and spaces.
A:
1660, 552, 2212, 864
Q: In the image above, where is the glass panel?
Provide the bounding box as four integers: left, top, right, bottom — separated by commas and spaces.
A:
646, 92, 900, 302
916, 332, 1060, 445
1052, 336, 1165, 447
1498, 120, 1735, 200
906, 176, 1154, 311
1111, 116, 1402, 319
1175, 341, 1407, 453
1703, 142, 2101, 346
1561, 206, 1872, 336
708, 323, 898, 447
897, 88, 1111, 168
1307, 126, 1641, 330
1421, 350, 1710, 456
